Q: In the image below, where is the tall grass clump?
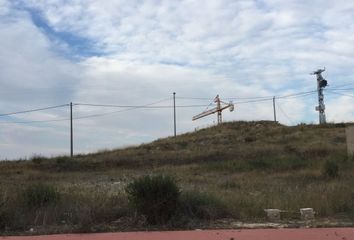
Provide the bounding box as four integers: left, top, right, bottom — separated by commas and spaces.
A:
22, 183, 61, 209
125, 175, 180, 224
323, 160, 339, 179
178, 190, 229, 220
0, 190, 8, 230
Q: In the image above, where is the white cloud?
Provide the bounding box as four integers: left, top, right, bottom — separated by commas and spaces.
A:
327, 95, 354, 123
1, 0, 354, 159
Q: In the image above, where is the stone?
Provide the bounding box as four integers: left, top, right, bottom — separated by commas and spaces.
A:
300, 208, 315, 220
264, 209, 281, 222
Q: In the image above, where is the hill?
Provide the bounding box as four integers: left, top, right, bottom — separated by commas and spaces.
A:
0, 121, 353, 234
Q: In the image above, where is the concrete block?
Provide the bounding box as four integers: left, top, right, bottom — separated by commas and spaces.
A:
300, 208, 314, 220
264, 209, 281, 222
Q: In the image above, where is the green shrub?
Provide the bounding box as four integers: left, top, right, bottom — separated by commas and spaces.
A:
323, 160, 339, 179
55, 157, 78, 171
179, 190, 229, 220
0, 191, 7, 229
22, 183, 61, 209
125, 175, 180, 224
30, 155, 47, 165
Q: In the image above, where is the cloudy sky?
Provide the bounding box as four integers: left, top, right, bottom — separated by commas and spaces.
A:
1, 0, 354, 159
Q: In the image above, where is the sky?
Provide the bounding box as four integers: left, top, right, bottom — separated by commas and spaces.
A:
1, 0, 354, 159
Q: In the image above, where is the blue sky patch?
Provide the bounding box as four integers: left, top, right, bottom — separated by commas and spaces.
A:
22, 7, 102, 59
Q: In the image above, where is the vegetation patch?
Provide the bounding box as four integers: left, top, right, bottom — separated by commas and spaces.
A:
22, 183, 61, 209
323, 160, 339, 179
125, 175, 180, 225
178, 190, 229, 220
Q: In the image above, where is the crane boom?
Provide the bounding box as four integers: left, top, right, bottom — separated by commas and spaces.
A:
192, 107, 219, 121
192, 105, 232, 121
192, 95, 234, 124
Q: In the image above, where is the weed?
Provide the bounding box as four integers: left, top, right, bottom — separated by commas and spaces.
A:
178, 190, 229, 220
323, 160, 339, 179
30, 155, 47, 165
0, 190, 7, 229
22, 183, 61, 209
125, 175, 180, 224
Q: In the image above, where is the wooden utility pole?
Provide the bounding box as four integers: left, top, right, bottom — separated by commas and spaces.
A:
70, 102, 73, 157
273, 96, 277, 122
173, 92, 176, 137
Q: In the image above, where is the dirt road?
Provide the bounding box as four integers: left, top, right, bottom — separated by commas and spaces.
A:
1, 228, 354, 240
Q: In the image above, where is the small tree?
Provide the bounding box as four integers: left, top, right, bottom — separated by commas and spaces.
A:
125, 175, 180, 224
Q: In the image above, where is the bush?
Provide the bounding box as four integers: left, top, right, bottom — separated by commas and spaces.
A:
323, 160, 339, 179
0, 191, 8, 229
30, 155, 47, 165
179, 190, 229, 220
125, 175, 180, 224
22, 183, 61, 209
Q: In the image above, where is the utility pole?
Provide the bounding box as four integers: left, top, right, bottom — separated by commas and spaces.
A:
273, 96, 277, 122
173, 92, 176, 137
70, 102, 73, 157
311, 68, 328, 124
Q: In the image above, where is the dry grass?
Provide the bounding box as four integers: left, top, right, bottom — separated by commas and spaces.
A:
0, 121, 353, 234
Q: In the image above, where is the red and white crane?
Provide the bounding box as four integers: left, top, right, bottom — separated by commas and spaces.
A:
192, 95, 234, 124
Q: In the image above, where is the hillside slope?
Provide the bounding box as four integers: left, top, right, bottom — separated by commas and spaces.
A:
0, 121, 352, 234
89, 120, 347, 169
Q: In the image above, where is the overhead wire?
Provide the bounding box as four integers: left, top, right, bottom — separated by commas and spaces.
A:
0, 118, 70, 124
328, 82, 354, 89
72, 97, 175, 120
0, 104, 69, 117
0, 89, 336, 125
0, 98, 174, 124
177, 90, 318, 102
73, 103, 208, 108
275, 101, 294, 125
326, 90, 354, 98
326, 87, 354, 91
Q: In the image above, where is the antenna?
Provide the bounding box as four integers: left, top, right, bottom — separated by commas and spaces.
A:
192, 95, 234, 124
311, 68, 328, 124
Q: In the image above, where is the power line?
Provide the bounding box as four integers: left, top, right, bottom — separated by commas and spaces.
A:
74, 103, 207, 108
275, 92, 317, 101
0, 89, 337, 125
326, 90, 354, 98
276, 90, 317, 99
234, 98, 273, 104
73, 98, 210, 121
326, 87, 354, 91
276, 101, 294, 125
0, 89, 318, 119
0, 118, 70, 124
0, 104, 69, 117
328, 82, 354, 89
177, 90, 317, 102
0, 98, 178, 124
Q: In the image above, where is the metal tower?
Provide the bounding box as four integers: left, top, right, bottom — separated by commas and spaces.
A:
311, 68, 328, 124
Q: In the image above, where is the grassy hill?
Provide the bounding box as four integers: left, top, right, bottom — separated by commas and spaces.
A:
0, 121, 353, 234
